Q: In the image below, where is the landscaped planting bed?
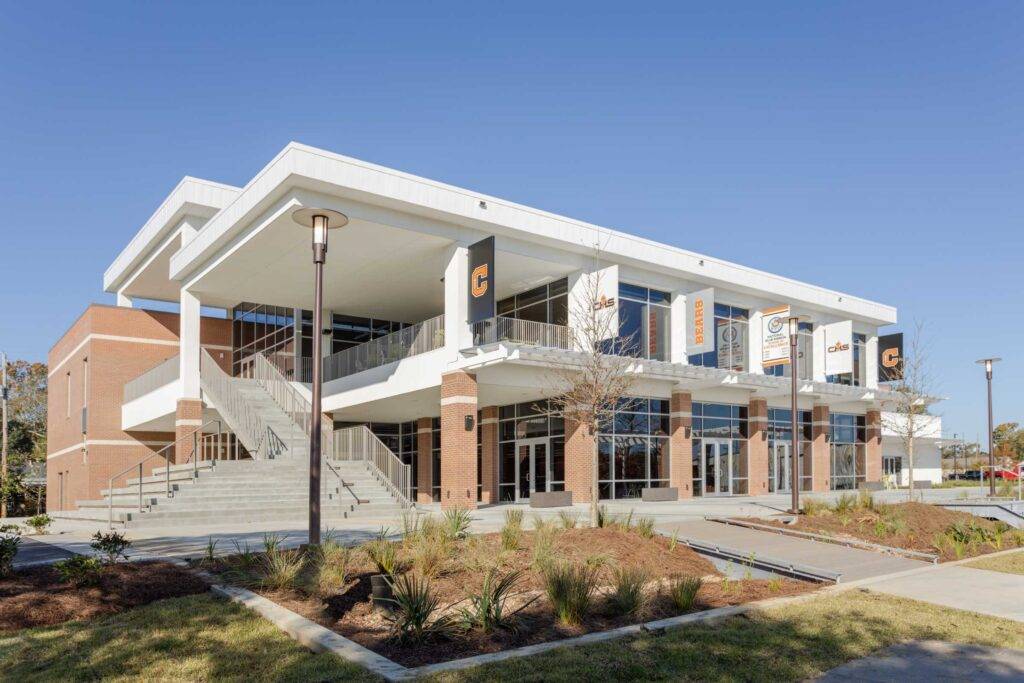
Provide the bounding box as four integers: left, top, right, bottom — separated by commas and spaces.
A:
202, 510, 815, 667
750, 496, 1024, 562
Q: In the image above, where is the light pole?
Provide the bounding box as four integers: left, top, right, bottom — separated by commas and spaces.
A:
975, 357, 1001, 497
292, 207, 349, 546
788, 316, 800, 516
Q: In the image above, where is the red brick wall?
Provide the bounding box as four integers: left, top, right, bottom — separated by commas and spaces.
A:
669, 392, 693, 499
747, 398, 769, 496
439, 371, 477, 509
865, 409, 882, 483
480, 406, 499, 504
416, 417, 433, 504
811, 404, 831, 492
564, 416, 595, 503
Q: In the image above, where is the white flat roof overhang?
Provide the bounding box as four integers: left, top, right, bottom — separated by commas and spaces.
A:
167, 143, 897, 326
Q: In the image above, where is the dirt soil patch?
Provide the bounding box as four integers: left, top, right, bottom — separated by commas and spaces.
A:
207, 527, 815, 667
0, 560, 209, 631
747, 501, 1024, 562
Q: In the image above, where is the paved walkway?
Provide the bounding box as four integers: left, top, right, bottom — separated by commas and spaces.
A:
862, 563, 1024, 623
657, 519, 928, 582
818, 640, 1024, 681
12, 537, 76, 568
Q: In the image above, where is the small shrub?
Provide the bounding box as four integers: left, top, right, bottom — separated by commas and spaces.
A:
597, 505, 619, 529
669, 575, 702, 612
609, 565, 649, 616
314, 542, 351, 595
384, 573, 455, 643
504, 509, 524, 529
500, 520, 522, 552
262, 532, 286, 555
400, 511, 422, 543
0, 535, 21, 577
459, 568, 535, 632
531, 527, 557, 572
802, 498, 829, 516
557, 510, 578, 529
856, 490, 876, 511
767, 577, 783, 593
634, 516, 655, 539
411, 536, 448, 579
442, 508, 473, 540
261, 547, 304, 590
0, 524, 21, 536
25, 514, 52, 535
363, 538, 398, 576
54, 555, 103, 586
91, 531, 131, 564
668, 530, 679, 552
832, 493, 856, 514
202, 537, 219, 566
543, 560, 600, 626
231, 540, 258, 570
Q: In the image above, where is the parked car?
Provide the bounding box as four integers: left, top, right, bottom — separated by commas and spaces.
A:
961, 470, 982, 480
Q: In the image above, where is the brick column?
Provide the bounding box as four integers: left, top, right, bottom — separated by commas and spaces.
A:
564, 416, 595, 503
747, 398, 770, 496
174, 399, 203, 465
416, 417, 433, 504
811, 404, 831, 491
479, 406, 499, 504
865, 409, 882, 484
440, 371, 478, 510
669, 391, 693, 499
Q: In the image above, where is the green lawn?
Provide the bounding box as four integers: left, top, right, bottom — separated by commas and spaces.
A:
965, 549, 1024, 576
0, 593, 379, 682
425, 590, 1024, 682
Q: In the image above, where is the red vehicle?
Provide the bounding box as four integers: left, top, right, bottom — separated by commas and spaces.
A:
984, 465, 1021, 480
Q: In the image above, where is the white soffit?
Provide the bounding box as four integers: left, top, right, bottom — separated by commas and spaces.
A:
166, 143, 896, 325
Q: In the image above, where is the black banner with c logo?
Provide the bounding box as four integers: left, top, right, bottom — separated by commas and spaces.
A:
468, 236, 495, 324
878, 332, 904, 382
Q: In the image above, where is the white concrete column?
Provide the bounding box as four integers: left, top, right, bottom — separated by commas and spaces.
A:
116, 290, 133, 308
180, 288, 201, 399
670, 290, 688, 364
747, 309, 764, 374
812, 324, 827, 382
444, 245, 472, 357
865, 333, 879, 389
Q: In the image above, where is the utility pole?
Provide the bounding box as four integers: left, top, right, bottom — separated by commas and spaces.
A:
1, 351, 8, 519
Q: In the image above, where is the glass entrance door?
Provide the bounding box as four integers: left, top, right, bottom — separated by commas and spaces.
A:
702, 439, 732, 495
515, 438, 549, 501
772, 442, 792, 493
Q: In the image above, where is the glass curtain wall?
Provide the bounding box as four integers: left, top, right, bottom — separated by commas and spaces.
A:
368, 422, 419, 500
496, 278, 568, 325
827, 333, 867, 386
497, 400, 566, 502
596, 398, 671, 499
609, 284, 671, 361
767, 408, 813, 491
232, 303, 297, 376
764, 323, 813, 380
691, 402, 749, 495
688, 304, 749, 372
331, 314, 410, 354
830, 413, 866, 490
431, 418, 441, 502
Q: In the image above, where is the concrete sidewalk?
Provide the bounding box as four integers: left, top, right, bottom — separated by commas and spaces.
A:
818, 640, 1024, 682
658, 519, 928, 582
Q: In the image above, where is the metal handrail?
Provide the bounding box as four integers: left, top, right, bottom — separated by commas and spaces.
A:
323, 314, 445, 382
106, 419, 222, 528
471, 316, 571, 350
123, 355, 180, 402
201, 350, 281, 459
333, 425, 412, 507
251, 351, 334, 460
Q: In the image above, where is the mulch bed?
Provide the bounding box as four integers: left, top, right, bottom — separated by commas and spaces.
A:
207, 527, 816, 667
748, 501, 1024, 562
0, 561, 209, 631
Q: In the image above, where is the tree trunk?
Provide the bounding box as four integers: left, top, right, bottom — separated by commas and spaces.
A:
590, 435, 599, 528
907, 437, 915, 502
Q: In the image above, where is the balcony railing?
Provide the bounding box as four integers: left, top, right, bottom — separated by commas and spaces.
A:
323, 314, 445, 382
471, 316, 571, 350
123, 355, 179, 403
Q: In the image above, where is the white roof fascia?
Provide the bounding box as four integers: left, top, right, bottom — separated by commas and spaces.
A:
103, 176, 241, 293
168, 142, 896, 325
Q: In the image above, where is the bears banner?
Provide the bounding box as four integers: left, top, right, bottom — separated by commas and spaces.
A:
686, 288, 714, 355
467, 237, 495, 324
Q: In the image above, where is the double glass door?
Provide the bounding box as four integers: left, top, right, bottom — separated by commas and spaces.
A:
771, 442, 792, 493
702, 439, 733, 495
515, 438, 550, 501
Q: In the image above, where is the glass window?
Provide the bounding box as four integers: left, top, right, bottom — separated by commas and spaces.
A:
610, 284, 671, 361
688, 304, 748, 371
497, 399, 567, 501
495, 278, 569, 327
829, 413, 866, 490
598, 396, 671, 498
691, 402, 749, 496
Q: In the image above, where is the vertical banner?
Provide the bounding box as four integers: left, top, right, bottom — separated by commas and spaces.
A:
686, 288, 714, 355
761, 305, 791, 367
823, 320, 853, 375
878, 332, 904, 382
467, 236, 495, 324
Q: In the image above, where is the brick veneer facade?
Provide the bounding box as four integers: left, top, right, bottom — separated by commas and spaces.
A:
416, 417, 433, 504
669, 391, 693, 499
174, 399, 205, 464
747, 398, 770, 496
564, 416, 595, 503
46, 304, 231, 511
811, 404, 831, 492
865, 409, 882, 483
479, 406, 499, 504
439, 371, 478, 509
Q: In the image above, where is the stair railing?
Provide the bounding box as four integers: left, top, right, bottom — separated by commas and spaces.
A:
200, 350, 281, 459
252, 351, 335, 459
332, 425, 412, 507
106, 419, 222, 529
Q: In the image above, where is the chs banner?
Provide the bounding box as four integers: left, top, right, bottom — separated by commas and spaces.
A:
467, 236, 495, 324
878, 332, 904, 382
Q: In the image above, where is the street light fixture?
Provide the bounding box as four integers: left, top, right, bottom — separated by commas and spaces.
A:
975, 357, 1001, 497
292, 207, 349, 546
788, 316, 800, 516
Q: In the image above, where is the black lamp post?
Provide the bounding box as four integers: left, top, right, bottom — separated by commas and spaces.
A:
292, 207, 349, 546
788, 316, 800, 515
975, 357, 1001, 497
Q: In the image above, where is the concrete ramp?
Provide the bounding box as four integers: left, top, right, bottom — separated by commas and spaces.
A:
659, 519, 929, 582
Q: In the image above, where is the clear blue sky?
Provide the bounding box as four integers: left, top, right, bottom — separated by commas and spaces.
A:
1, 2, 1020, 443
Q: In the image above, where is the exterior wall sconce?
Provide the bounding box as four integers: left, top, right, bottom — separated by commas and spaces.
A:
465, 415, 475, 431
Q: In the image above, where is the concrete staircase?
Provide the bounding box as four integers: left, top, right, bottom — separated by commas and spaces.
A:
57, 458, 406, 528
